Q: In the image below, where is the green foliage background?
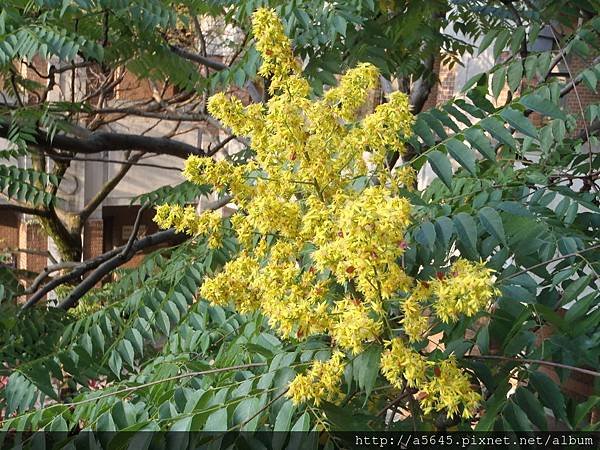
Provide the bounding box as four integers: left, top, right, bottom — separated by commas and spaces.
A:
0, 0, 599, 446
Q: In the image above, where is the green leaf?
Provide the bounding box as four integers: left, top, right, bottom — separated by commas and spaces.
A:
491, 66, 506, 99
434, 216, 454, 249
564, 293, 596, 322
500, 108, 538, 138
273, 401, 294, 450
118, 340, 135, 368
413, 118, 436, 146
453, 213, 478, 257
290, 411, 311, 432
513, 387, 548, 430
478, 30, 499, 55
170, 416, 193, 432
573, 396, 600, 428
524, 55, 538, 80
355, 345, 381, 399
504, 401, 533, 431
445, 138, 476, 175
463, 127, 496, 161
415, 221, 436, 252
427, 150, 453, 188
204, 408, 228, 431
478, 207, 506, 245
274, 401, 294, 431
155, 310, 171, 336
493, 30, 511, 60
332, 16, 347, 36
561, 275, 592, 307
507, 61, 523, 92
497, 201, 532, 217
530, 371, 569, 426
510, 27, 526, 55
520, 94, 567, 120
461, 73, 484, 92
476, 381, 510, 431
420, 112, 447, 139
582, 69, 598, 92
480, 117, 517, 149
108, 351, 122, 378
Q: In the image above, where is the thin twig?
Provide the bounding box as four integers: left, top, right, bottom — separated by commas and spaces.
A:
499, 243, 600, 281
465, 355, 600, 378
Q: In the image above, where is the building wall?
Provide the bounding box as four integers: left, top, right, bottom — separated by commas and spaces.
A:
0, 212, 20, 267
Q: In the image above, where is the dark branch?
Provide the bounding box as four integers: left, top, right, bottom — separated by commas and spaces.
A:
169, 45, 262, 102
0, 122, 206, 159
0, 203, 50, 217
79, 151, 143, 223
56, 196, 232, 310
56, 228, 183, 310
169, 44, 228, 71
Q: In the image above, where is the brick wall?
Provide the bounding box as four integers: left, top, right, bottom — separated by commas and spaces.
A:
0, 212, 20, 266
562, 53, 600, 132
83, 220, 104, 260
421, 57, 457, 110
18, 221, 48, 274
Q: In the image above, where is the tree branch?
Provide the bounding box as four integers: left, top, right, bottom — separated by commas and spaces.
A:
24, 261, 80, 294
559, 55, 600, 98
20, 195, 232, 310
0, 122, 206, 159
465, 354, 600, 378
169, 44, 228, 71
55, 228, 181, 310
409, 54, 436, 114
56, 196, 231, 310
169, 45, 262, 102
79, 151, 143, 223
0, 203, 50, 217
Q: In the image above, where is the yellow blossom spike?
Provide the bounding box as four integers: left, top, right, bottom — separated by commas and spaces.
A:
287, 351, 346, 406
380, 338, 427, 388
419, 357, 481, 419
432, 259, 499, 323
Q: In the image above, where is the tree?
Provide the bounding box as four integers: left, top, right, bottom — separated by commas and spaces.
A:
1, 0, 600, 445
0, 0, 486, 298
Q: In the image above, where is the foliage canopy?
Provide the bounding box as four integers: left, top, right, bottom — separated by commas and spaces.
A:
1, 0, 600, 447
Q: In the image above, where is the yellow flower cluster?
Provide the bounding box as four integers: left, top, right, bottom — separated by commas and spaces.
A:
400, 282, 431, 342
153, 8, 498, 419
251, 7, 301, 92
432, 259, 499, 323
154, 204, 223, 248
420, 357, 481, 419
380, 338, 427, 388
199, 252, 261, 312
330, 298, 383, 355
323, 63, 380, 120
312, 186, 412, 307
380, 340, 481, 419
288, 351, 346, 406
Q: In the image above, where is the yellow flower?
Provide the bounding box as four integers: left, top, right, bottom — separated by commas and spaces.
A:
154, 9, 432, 382
199, 252, 261, 312
394, 165, 417, 191
153, 204, 223, 247
380, 338, 427, 388
432, 259, 499, 323
400, 282, 431, 342
330, 297, 383, 355
323, 63, 380, 121
252, 8, 300, 92
419, 357, 481, 419
287, 351, 346, 406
